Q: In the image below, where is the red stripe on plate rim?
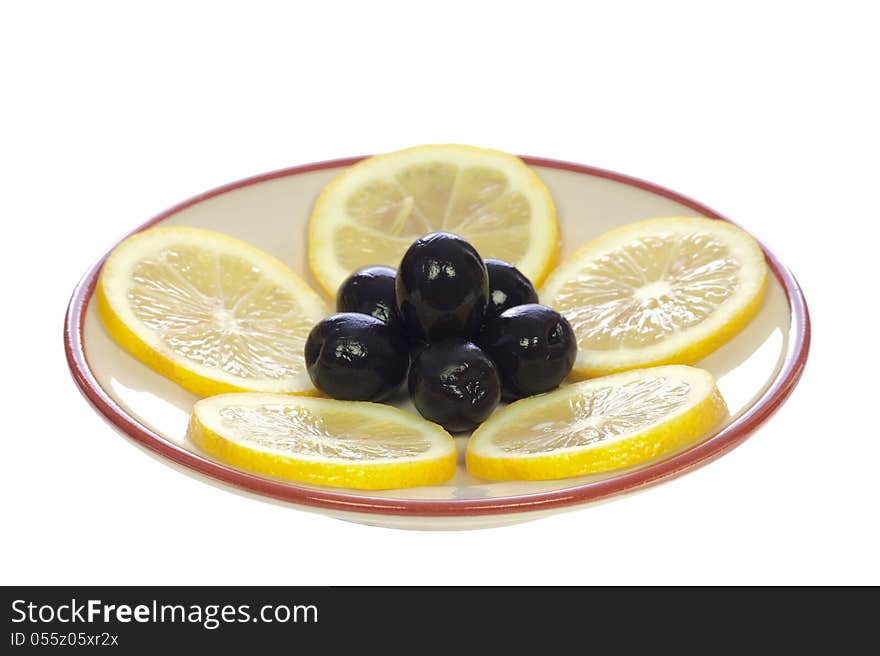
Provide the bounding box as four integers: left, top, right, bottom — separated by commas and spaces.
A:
63, 156, 811, 517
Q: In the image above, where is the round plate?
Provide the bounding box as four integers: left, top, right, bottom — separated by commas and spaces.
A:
65, 156, 810, 530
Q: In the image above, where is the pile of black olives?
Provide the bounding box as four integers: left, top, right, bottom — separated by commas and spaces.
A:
304, 232, 577, 432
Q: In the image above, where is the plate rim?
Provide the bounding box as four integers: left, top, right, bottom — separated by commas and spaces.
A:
64, 155, 811, 517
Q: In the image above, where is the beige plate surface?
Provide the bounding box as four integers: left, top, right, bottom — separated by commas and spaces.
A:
66, 157, 809, 530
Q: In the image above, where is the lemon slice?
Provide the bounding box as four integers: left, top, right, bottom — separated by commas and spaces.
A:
540, 217, 767, 377
308, 144, 559, 296
97, 226, 328, 397
466, 365, 727, 481
189, 393, 457, 489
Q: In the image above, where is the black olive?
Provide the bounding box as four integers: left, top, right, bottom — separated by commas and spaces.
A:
479, 304, 577, 400
484, 258, 538, 319
336, 265, 403, 332
395, 232, 489, 342
408, 340, 501, 432
304, 313, 409, 401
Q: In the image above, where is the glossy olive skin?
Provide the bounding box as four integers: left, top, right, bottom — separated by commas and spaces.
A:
336, 265, 402, 331
395, 232, 489, 342
479, 304, 577, 400
484, 258, 539, 319
304, 313, 409, 402
408, 340, 501, 432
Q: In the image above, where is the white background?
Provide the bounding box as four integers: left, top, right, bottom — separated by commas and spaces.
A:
2, 1, 878, 585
